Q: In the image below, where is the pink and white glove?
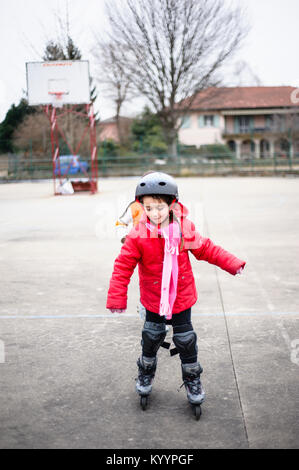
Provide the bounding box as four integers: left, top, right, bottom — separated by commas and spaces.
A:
109, 309, 126, 313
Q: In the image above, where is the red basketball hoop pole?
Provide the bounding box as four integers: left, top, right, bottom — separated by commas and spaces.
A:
45, 98, 98, 195
88, 104, 98, 194
26, 60, 97, 195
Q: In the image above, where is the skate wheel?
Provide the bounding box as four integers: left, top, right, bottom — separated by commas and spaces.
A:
193, 405, 201, 420
140, 396, 148, 411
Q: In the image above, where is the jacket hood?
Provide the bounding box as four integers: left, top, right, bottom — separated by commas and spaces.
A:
174, 201, 189, 219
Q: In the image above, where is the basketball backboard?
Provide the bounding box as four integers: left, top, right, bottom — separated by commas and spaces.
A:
26, 60, 91, 106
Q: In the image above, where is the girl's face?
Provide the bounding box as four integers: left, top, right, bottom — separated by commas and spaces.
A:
142, 196, 170, 226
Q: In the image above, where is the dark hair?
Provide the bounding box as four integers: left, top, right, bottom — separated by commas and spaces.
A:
139, 194, 174, 206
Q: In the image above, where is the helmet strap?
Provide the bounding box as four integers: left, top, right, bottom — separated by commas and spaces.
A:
169, 198, 177, 211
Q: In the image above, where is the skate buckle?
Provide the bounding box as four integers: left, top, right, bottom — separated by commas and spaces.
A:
177, 382, 185, 392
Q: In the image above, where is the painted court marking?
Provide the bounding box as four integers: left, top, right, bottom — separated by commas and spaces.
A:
0, 311, 298, 320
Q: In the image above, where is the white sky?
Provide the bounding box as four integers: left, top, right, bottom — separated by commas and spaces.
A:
0, 0, 298, 122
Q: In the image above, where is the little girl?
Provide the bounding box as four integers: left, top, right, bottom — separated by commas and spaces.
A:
106, 172, 245, 412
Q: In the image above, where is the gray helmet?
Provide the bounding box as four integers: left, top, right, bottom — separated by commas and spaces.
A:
135, 172, 179, 201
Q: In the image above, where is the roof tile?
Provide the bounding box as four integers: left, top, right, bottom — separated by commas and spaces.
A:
176, 86, 299, 110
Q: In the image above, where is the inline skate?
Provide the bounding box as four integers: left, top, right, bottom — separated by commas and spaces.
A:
136, 356, 157, 410
181, 362, 205, 420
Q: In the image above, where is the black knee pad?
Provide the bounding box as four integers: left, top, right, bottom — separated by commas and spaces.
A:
141, 321, 167, 357
172, 325, 198, 362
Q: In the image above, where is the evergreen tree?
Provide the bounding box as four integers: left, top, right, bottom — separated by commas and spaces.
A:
0, 99, 35, 153
131, 107, 167, 154
90, 77, 99, 120
65, 36, 82, 60
43, 40, 66, 61
43, 36, 82, 61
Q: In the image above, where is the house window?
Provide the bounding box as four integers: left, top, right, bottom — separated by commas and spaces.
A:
204, 115, 214, 127
266, 114, 286, 132
181, 115, 191, 129
198, 114, 219, 128
239, 116, 250, 132
276, 115, 286, 132
235, 116, 253, 133
265, 115, 274, 130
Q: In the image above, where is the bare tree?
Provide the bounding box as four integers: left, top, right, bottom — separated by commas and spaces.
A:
13, 109, 92, 158
102, 0, 248, 156
93, 40, 133, 145
230, 60, 262, 87
13, 111, 51, 157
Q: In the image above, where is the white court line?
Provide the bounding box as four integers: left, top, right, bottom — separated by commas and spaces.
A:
0, 311, 298, 320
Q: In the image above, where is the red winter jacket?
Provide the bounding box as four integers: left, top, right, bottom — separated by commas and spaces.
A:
106, 203, 246, 314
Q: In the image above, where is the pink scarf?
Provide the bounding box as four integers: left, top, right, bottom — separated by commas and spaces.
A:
146, 221, 181, 320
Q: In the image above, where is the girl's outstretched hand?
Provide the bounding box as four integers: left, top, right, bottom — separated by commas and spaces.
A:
109, 309, 126, 314
236, 267, 244, 275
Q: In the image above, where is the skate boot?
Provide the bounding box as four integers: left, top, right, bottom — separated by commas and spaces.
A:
181, 362, 205, 420
136, 356, 157, 410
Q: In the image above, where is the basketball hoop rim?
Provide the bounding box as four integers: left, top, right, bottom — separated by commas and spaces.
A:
48, 91, 70, 95
48, 91, 69, 108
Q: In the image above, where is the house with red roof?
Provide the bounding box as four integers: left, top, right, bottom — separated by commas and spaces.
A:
177, 86, 299, 159
98, 116, 134, 144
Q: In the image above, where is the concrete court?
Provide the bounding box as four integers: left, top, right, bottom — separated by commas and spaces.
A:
0, 176, 298, 449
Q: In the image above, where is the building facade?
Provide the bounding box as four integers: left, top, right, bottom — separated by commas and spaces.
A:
98, 116, 134, 144
177, 87, 299, 159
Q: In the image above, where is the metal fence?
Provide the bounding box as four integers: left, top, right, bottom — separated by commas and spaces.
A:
1, 152, 299, 181
97, 153, 299, 177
